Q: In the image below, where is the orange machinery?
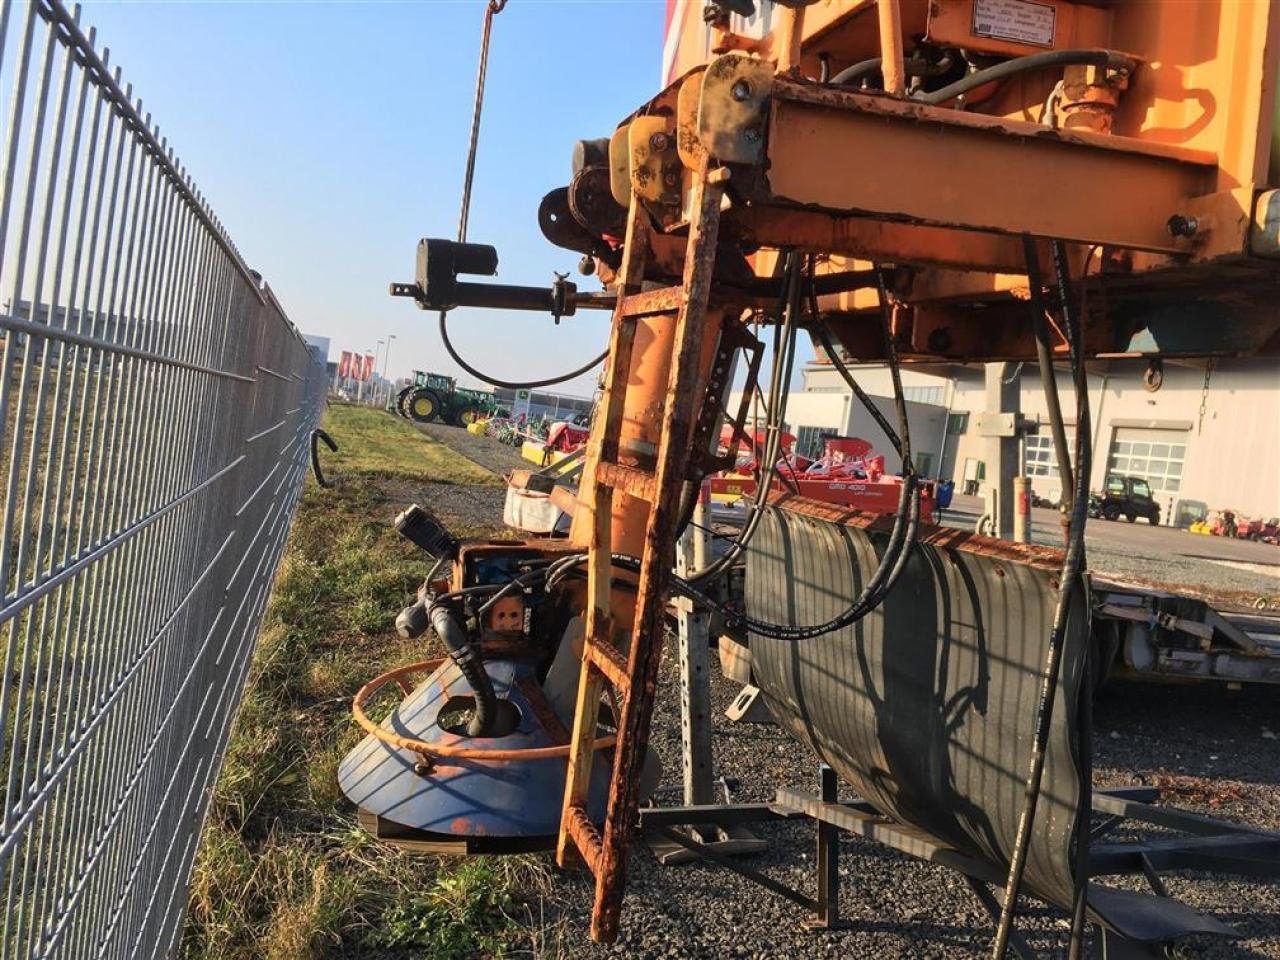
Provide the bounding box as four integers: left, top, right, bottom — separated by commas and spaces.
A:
362, 0, 1280, 945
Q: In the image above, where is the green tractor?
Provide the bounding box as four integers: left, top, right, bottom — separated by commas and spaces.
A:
394, 371, 499, 426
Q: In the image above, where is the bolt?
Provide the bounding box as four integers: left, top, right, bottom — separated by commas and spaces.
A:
649, 132, 669, 152
743, 127, 761, 143
663, 171, 678, 186
1167, 214, 1198, 238
731, 79, 752, 101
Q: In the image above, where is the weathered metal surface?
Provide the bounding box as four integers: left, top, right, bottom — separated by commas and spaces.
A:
628, 115, 681, 207
747, 496, 1092, 909
339, 658, 612, 845
557, 166, 729, 942
754, 86, 1215, 255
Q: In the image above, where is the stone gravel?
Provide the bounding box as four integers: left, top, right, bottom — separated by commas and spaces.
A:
414, 427, 1280, 959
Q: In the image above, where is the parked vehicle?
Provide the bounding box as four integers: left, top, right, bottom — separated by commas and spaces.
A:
395, 371, 500, 426
1240, 517, 1280, 544
1096, 475, 1160, 524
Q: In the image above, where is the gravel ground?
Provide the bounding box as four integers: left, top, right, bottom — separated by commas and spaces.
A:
409, 418, 529, 477
416, 426, 1280, 958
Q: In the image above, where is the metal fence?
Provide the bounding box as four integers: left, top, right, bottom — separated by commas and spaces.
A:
0, 1, 326, 956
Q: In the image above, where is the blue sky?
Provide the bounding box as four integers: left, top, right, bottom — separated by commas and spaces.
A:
78, 0, 670, 394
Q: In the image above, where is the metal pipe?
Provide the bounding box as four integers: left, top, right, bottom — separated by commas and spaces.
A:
876, 0, 906, 97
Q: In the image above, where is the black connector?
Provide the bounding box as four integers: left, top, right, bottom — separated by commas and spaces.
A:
394, 504, 459, 559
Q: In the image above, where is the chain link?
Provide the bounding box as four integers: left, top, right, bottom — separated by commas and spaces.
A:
1197, 358, 1214, 434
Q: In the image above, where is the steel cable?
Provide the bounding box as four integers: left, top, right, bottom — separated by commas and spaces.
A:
991, 239, 1093, 957
436, 0, 608, 390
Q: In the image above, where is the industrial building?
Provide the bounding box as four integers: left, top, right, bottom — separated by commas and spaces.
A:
732, 355, 1280, 524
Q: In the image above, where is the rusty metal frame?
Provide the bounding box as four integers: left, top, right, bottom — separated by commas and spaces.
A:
697, 56, 1219, 255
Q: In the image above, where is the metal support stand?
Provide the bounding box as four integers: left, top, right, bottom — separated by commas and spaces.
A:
648, 493, 766, 865
806, 764, 846, 929
676, 497, 714, 807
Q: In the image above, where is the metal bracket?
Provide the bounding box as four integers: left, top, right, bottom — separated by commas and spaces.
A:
698, 53, 773, 165
628, 116, 682, 206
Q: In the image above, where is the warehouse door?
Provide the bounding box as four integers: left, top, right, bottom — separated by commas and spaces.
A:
1107, 426, 1188, 494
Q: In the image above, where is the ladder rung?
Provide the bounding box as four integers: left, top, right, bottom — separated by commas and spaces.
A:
618, 285, 684, 318
596, 462, 656, 502
564, 806, 604, 875
586, 637, 631, 696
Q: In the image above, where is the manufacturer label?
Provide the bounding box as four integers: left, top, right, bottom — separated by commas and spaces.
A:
971, 0, 1056, 47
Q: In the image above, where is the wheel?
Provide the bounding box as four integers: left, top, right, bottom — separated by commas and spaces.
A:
458, 407, 481, 427
1103, 505, 1120, 521
407, 388, 441, 423
395, 386, 414, 417
1125, 513, 1136, 523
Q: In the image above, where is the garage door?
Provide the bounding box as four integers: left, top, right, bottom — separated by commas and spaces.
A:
1107, 426, 1187, 493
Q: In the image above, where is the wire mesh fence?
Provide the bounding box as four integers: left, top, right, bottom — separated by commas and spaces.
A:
0, 0, 326, 955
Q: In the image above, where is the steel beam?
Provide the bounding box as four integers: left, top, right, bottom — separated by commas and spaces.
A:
755, 84, 1218, 255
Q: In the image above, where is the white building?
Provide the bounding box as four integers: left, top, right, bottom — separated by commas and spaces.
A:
302, 333, 331, 365
734, 357, 1280, 526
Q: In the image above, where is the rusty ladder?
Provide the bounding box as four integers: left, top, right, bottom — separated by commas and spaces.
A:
556, 165, 729, 941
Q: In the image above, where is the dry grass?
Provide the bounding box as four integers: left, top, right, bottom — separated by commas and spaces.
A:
180, 403, 558, 960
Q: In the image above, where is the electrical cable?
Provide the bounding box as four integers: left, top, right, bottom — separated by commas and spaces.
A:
918, 48, 1132, 106
991, 239, 1093, 958
435, 0, 609, 391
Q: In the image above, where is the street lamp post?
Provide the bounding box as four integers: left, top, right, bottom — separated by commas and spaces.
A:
381, 334, 396, 407
370, 339, 384, 406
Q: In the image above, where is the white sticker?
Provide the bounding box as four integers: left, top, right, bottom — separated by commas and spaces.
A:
971, 0, 1056, 48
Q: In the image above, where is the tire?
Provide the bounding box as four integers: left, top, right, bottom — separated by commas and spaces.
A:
1125, 513, 1136, 523
458, 407, 481, 427
1103, 505, 1120, 521
395, 386, 414, 418
407, 388, 441, 423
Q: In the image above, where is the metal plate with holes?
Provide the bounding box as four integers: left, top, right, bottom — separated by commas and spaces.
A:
698, 53, 774, 165
746, 498, 1092, 909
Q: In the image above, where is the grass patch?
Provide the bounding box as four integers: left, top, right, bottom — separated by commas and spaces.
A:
180, 403, 554, 960
323, 404, 497, 485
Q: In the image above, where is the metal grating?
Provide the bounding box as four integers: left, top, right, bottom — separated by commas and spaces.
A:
0, 1, 325, 956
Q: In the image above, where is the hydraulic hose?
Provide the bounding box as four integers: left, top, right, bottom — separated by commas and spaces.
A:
992, 239, 1093, 958
685, 252, 804, 586
439, 314, 608, 389
1022, 236, 1074, 514
684, 268, 923, 641
428, 601, 498, 737
919, 49, 1133, 106
831, 51, 955, 88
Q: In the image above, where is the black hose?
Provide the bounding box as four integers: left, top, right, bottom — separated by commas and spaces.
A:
1022, 236, 1074, 513
685, 270, 923, 641
991, 239, 1092, 957
428, 601, 498, 737
919, 49, 1132, 106
830, 51, 955, 88
309, 428, 337, 488
685, 252, 803, 586
439, 311, 608, 389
